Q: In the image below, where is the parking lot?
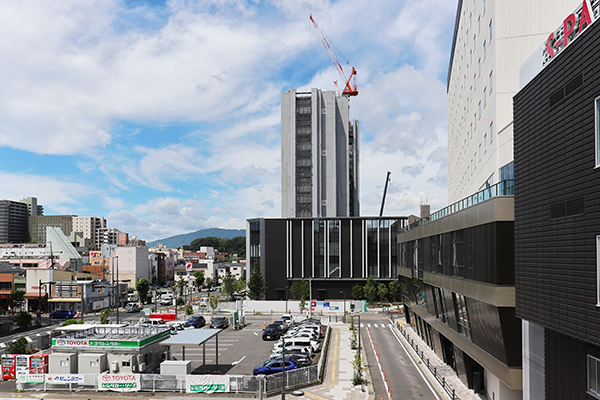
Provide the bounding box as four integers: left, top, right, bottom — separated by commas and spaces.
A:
167, 314, 325, 375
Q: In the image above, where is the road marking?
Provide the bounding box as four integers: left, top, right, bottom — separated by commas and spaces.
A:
232, 356, 246, 365
366, 326, 391, 400
303, 327, 340, 400
389, 323, 442, 400
253, 332, 258, 336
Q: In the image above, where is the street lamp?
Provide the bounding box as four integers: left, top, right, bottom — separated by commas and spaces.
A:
340, 290, 346, 323
285, 285, 288, 314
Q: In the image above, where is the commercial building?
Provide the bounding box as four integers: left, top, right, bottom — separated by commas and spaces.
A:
281, 88, 359, 218
110, 246, 151, 289
396, 181, 519, 398
73, 217, 106, 250
246, 217, 407, 300
28, 215, 74, 244
19, 197, 43, 216
446, 0, 580, 203
0, 200, 28, 244
513, 2, 600, 398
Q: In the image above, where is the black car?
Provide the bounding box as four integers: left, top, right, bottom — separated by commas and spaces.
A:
262, 323, 282, 340
187, 315, 206, 328
210, 316, 230, 329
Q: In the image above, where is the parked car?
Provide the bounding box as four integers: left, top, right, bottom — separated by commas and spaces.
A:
210, 316, 230, 329
166, 322, 187, 334
160, 295, 174, 306
253, 358, 299, 375
262, 324, 282, 341
187, 315, 206, 328
125, 302, 141, 313
272, 319, 288, 332
264, 354, 311, 368
50, 309, 75, 319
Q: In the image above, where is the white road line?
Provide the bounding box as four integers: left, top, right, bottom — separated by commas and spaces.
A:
366, 326, 390, 400
253, 332, 258, 336
373, 323, 379, 328
232, 356, 246, 365
388, 324, 442, 400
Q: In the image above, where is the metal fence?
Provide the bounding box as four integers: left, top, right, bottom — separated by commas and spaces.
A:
396, 323, 460, 400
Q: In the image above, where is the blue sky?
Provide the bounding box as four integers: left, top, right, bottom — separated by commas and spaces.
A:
0, 0, 456, 242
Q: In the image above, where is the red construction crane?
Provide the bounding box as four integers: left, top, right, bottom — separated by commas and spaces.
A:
310, 14, 358, 97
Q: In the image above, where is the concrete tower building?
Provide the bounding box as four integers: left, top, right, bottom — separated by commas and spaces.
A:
446, 0, 580, 203
281, 88, 359, 218
73, 216, 107, 249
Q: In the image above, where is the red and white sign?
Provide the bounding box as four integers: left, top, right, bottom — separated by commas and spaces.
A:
186, 263, 192, 271
543, 0, 596, 66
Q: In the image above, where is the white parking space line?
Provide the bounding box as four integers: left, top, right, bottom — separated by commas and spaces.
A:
254, 332, 258, 336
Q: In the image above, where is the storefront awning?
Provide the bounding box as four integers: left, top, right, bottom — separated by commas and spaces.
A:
25, 292, 47, 299
48, 298, 81, 303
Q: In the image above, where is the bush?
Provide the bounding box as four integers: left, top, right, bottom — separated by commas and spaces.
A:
8, 337, 28, 354
176, 296, 185, 306
14, 311, 32, 330
62, 318, 83, 326
185, 305, 193, 315
99, 309, 113, 324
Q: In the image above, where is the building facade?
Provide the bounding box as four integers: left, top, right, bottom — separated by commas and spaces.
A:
514, 3, 600, 398
73, 216, 106, 249
0, 200, 28, 244
397, 182, 520, 398
281, 88, 359, 218
28, 215, 74, 244
446, 0, 580, 202
20, 197, 43, 216
246, 217, 407, 300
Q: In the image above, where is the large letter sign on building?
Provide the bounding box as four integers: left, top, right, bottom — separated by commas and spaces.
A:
544, 0, 596, 64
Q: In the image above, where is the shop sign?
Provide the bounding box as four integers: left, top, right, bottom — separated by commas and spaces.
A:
186, 375, 229, 393
45, 374, 84, 384
543, 0, 596, 66
18, 374, 45, 383
98, 374, 140, 392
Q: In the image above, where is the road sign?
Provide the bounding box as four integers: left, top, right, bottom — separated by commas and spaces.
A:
186, 263, 192, 271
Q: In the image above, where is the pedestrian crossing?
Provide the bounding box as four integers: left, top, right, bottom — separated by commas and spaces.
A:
360, 323, 394, 328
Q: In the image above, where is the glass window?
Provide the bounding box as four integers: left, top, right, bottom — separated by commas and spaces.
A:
122, 360, 131, 367
484, 41, 487, 58
478, 16, 480, 33
489, 20, 493, 41
454, 293, 472, 340
90, 361, 99, 368
589, 355, 600, 398
500, 161, 514, 181
596, 97, 600, 167
479, 144, 482, 160
452, 231, 464, 277
490, 70, 493, 92
478, 59, 481, 75
60, 360, 69, 367
484, 88, 487, 106
484, 134, 488, 152
479, 102, 481, 118
490, 121, 494, 142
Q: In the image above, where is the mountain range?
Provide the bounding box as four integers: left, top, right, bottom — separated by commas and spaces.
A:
146, 228, 245, 248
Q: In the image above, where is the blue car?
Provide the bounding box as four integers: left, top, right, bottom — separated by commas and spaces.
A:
253, 359, 298, 376
186, 315, 206, 328
50, 309, 76, 319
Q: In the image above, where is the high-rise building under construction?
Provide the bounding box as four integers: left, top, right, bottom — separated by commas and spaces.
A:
280, 88, 359, 218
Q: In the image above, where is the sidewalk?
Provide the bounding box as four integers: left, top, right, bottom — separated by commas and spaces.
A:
268, 322, 374, 400
390, 317, 480, 400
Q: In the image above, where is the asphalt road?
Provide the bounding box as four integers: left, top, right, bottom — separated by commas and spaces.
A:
360, 314, 440, 400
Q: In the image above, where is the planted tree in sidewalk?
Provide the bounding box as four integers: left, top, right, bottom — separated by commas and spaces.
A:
363, 276, 378, 304
352, 284, 364, 300
290, 281, 309, 300
352, 351, 366, 385
193, 271, 205, 290
222, 276, 236, 301
377, 282, 389, 302
99, 309, 112, 324
136, 278, 150, 304
388, 280, 401, 302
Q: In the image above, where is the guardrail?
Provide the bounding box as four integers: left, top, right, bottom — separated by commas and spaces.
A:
396, 323, 459, 400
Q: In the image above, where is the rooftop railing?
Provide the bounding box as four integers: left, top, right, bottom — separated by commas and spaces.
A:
404, 179, 514, 232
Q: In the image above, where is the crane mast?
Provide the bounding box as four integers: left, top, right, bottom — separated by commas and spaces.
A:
310, 15, 358, 97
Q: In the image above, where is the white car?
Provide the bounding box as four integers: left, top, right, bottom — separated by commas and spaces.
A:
160, 295, 174, 306
270, 346, 312, 359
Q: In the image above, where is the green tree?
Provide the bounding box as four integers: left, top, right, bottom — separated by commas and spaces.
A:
185, 305, 193, 315
14, 311, 32, 330
205, 277, 215, 295
222, 277, 236, 301
290, 281, 310, 300
235, 277, 246, 293
193, 271, 205, 290
190, 237, 225, 252
247, 266, 267, 300
99, 309, 112, 324
176, 296, 185, 305
363, 276, 378, 304
177, 277, 185, 297
136, 278, 150, 304
9, 290, 25, 316
352, 284, 364, 300
377, 282, 389, 302
389, 280, 401, 302
62, 318, 84, 326
209, 295, 218, 311
7, 337, 28, 354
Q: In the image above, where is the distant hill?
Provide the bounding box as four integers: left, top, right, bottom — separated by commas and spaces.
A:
147, 228, 245, 248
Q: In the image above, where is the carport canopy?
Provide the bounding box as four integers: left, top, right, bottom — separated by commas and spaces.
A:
160, 328, 223, 373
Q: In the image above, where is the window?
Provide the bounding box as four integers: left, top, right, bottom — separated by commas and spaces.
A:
500, 161, 514, 180
588, 355, 600, 398
60, 360, 69, 367
454, 293, 472, 340
452, 231, 464, 276
490, 121, 494, 142
122, 360, 131, 367
479, 144, 482, 160
478, 58, 481, 75
489, 70, 493, 92
474, 74, 476, 89
474, 113, 477, 130
484, 134, 488, 152
471, 123, 473, 138
484, 41, 487, 58
478, 16, 481, 33
489, 20, 493, 41
596, 97, 600, 167
473, 35, 476, 50
479, 102, 481, 118
474, 152, 477, 168
484, 88, 487, 106
90, 361, 99, 368
483, 0, 486, 12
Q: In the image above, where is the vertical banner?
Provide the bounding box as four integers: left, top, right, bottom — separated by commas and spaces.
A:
185, 375, 229, 393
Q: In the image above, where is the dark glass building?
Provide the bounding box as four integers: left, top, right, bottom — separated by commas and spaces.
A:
514, 6, 600, 399
397, 181, 522, 397
246, 217, 407, 300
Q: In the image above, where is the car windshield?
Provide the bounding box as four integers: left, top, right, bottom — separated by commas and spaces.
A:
214, 317, 225, 322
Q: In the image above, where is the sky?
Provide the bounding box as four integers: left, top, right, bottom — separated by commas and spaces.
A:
0, 0, 457, 242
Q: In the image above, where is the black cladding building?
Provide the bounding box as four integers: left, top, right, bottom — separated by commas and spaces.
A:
514, 3, 600, 399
